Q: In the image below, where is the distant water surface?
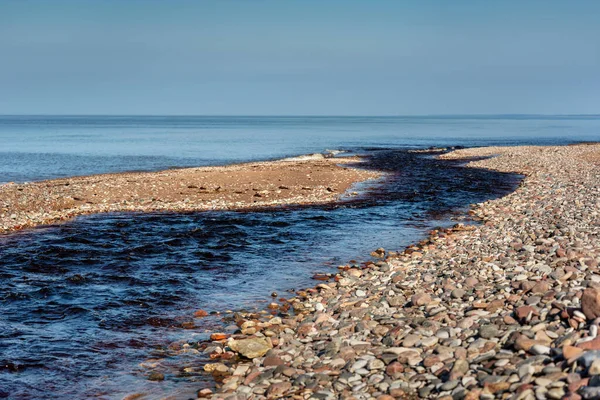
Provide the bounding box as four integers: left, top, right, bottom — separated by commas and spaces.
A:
0, 115, 598, 398
1, 115, 599, 183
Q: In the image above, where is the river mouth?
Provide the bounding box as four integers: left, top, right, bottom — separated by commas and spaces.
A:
0, 148, 521, 399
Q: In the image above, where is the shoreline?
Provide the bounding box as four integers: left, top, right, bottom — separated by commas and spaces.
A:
182, 143, 600, 400
0, 154, 380, 235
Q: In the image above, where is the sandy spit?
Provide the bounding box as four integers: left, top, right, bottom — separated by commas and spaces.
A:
0, 155, 380, 234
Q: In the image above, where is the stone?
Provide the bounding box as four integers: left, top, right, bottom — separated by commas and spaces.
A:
583, 288, 600, 320
228, 338, 272, 359
194, 309, 209, 318
479, 324, 500, 339
203, 363, 228, 373
148, 371, 164, 381
266, 382, 292, 397
411, 292, 432, 306
263, 355, 285, 367
450, 359, 469, 379
386, 362, 404, 376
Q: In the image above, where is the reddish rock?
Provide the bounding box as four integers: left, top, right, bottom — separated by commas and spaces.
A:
514, 334, 549, 351
514, 305, 539, 323
563, 345, 584, 360
581, 287, 600, 320
263, 355, 285, 367
576, 337, 600, 350
385, 362, 404, 376
531, 281, 551, 294
243, 368, 261, 385
210, 333, 229, 341
503, 315, 518, 325
194, 309, 209, 318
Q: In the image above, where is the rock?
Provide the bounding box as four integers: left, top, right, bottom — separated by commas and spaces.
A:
411, 292, 431, 306
266, 382, 292, 398
530, 344, 551, 355
479, 324, 500, 339
386, 362, 404, 376
263, 355, 285, 367
515, 305, 538, 323
194, 309, 209, 318
450, 359, 470, 379
582, 288, 600, 320
148, 371, 164, 381
228, 338, 272, 359
210, 333, 229, 341
204, 363, 228, 373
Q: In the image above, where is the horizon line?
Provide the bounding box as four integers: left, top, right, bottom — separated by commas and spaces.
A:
1, 113, 599, 118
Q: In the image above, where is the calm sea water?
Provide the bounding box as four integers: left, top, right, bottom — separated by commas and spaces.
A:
1, 115, 599, 183
0, 116, 598, 399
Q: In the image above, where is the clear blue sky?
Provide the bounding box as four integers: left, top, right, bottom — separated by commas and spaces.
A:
1, 0, 599, 115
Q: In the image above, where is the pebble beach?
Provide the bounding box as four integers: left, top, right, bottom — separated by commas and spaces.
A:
189, 143, 600, 400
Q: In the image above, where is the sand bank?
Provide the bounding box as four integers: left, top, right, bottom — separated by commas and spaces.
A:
0, 155, 379, 234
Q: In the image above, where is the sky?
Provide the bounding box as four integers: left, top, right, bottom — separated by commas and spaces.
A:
0, 0, 599, 115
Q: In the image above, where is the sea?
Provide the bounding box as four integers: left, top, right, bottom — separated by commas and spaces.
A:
0, 115, 598, 399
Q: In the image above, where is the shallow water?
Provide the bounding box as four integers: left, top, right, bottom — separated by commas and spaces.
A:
0, 116, 596, 398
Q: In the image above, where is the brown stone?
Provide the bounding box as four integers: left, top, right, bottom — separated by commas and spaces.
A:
385, 362, 404, 376
297, 322, 315, 337
411, 292, 432, 307
514, 334, 549, 351
423, 355, 441, 368
464, 277, 479, 287
263, 355, 285, 367
389, 388, 408, 398
486, 299, 505, 313
464, 389, 482, 400
484, 381, 510, 394
577, 337, 600, 350
266, 382, 292, 398
563, 345, 583, 360
581, 287, 600, 320
514, 305, 539, 323
194, 309, 209, 318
